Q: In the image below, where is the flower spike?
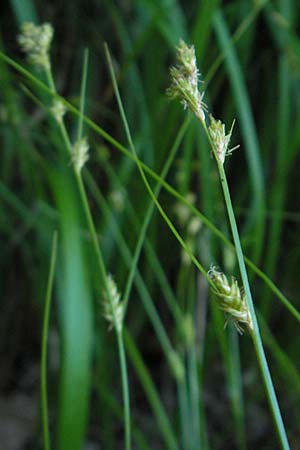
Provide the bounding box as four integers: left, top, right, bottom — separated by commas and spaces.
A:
18, 22, 54, 70
208, 115, 239, 164
167, 39, 206, 122
208, 265, 253, 334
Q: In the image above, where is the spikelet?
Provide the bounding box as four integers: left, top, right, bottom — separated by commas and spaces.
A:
50, 99, 66, 124
208, 115, 239, 164
167, 39, 206, 122
208, 265, 253, 334
103, 275, 124, 333
18, 22, 53, 69
72, 137, 89, 172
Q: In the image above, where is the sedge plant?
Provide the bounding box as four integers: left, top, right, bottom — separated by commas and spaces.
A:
5, 22, 298, 449
105, 36, 292, 449
167, 39, 290, 450
1, 45, 298, 327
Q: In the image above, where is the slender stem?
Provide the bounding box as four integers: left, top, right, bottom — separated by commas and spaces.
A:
122, 116, 190, 314
44, 64, 131, 450
41, 231, 58, 450
77, 49, 89, 142
200, 106, 288, 448
177, 375, 192, 450
117, 330, 131, 450
45, 66, 56, 93
188, 342, 201, 450
124, 329, 179, 450
217, 162, 290, 450
85, 172, 182, 375
76, 158, 132, 450
104, 45, 214, 290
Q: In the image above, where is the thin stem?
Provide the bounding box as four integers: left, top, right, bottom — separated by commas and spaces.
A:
104, 44, 214, 290
217, 162, 290, 450
177, 375, 192, 450
76, 154, 132, 450
44, 63, 131, 450
198, 113, 289, 447
187, 342, 201, 450
124, 329, 179, 450
77, 49, 89, 141
117, 331, 131, 450
41, 230, 58, 450
122, 116, 190, 314
85, 172, 182, 375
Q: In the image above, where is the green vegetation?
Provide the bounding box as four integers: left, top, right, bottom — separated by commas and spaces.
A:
1, 1, 300, 449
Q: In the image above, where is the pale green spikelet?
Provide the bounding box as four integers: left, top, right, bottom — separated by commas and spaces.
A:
18, 22, 54, 69
72, 137, 89, 172
167, 39, 206, 122
208, 265, 253, 333
208, 115, 239, 164
50, 99, 66, 124
103, 275, 124, 333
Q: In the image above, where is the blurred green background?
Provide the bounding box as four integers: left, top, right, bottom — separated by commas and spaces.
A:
1, 0, 300, 449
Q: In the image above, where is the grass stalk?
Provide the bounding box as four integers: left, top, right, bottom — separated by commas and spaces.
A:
167, 36, 289, 449
104, 44, 212, 288
84, 171, 183, 377
41, 230, 58, 450
215, 159, 290, 450
213, 10, 265, 264
44, 59, 132, 450
124, 329, 179, 450
203, 112, 289, 446
122, 116, 190, 313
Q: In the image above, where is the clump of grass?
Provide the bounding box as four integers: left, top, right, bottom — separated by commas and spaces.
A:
2, 5, 299, 449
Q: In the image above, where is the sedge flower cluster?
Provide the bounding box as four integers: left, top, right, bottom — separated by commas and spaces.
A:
208, 266, 253, 334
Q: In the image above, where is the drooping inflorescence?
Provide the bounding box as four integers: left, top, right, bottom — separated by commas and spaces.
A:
208, 265, 253, 334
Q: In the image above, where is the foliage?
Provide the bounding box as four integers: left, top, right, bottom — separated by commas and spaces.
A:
1, 1, 300, 449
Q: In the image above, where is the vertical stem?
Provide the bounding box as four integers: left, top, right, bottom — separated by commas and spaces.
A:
41, 231, 58, 450
177, 375, 192, 450
75, 169, 132, 450
188, 342, 201, 450
44, 65, 131, 450
217, 162, 290, 450
117, 331, 131, 450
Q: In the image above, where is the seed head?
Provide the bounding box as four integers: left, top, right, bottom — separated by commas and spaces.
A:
208, 115, 239, 164
18, 22, 54, 69
208, 265, 253, 334
167, 39, 206, 122
103, 275, 124, 333
50, 99, 66, 124
72, 137, 89, 172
